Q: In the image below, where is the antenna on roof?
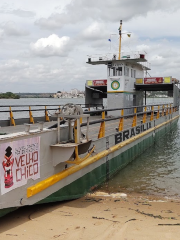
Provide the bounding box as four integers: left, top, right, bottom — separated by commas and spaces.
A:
118, 20, 122, 60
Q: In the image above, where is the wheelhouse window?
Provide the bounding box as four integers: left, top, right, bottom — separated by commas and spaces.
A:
113, 67, 116, 76
124, 66, 129, 76
130, 69, 136, 78
108, 66, 123, 77
116, 67, 122, 76
108, 67, 111, 76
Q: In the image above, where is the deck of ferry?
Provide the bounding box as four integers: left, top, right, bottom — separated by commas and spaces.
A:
0, 103, 177, 142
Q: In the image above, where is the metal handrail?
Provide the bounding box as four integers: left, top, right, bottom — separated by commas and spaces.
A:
0, 102, 176, 128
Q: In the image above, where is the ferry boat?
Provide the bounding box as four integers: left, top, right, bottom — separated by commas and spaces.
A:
0, 21, 179, 218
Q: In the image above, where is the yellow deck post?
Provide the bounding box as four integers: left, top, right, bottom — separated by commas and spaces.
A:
162, 105, 164, 116
150, 106, 154, 121
98, 111, 105, 138
143, 106, 147, 123
74, 120, 80, 161
156, 105, 160, 119
169, 104, 172, 114
29, 106, 34, 124
45, 106, 50, 122
118, 109, 124, 131
9, 106, 15, 126
166, 104, 168, 115
132, 107, 137, 127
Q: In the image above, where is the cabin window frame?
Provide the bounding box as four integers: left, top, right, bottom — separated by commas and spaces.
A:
124, 66, 129, 76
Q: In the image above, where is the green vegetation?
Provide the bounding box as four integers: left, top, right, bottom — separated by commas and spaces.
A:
0, 92, 20, 99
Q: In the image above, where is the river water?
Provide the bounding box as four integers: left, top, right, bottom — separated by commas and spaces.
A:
0, 97, 179, 199
101, 121, 180, 199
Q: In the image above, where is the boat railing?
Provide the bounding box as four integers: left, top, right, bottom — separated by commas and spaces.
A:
0, 103, 104, 127
87, 51, 148, 62
0, 103, 177, 140
81, 103, 177, 140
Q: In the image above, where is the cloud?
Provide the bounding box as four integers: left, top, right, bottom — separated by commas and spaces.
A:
0, 5, 36, 18
2, 21, 29, 36
0, 29, 4, 40
0, 58, 90, 92
81, 22, 109, 40
30, 34, 72, 57
0, 59, 29, 71
35, 0, 180, 29
11, 9, 36, 18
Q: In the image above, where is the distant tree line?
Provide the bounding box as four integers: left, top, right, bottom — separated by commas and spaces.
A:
0, 92, 20, 99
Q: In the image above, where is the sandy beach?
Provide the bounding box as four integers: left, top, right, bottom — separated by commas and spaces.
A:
0, 191, 180, 240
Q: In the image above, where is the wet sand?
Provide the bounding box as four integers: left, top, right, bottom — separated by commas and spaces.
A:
0, 192, 180, 240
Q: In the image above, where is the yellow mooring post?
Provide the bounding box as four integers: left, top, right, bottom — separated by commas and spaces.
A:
169, 104, 172, 114
118, 109, 124, 131
143, 106, 147, 123
9, 106, 15, 126
45, 106, 50, 122
29, 106, 34, 124
132, 107, 137, 127
73, 120, 80, 161
156, 105, 160, 119
166, 104, 168, 115
162, 105, 164, 116
59, 106, 63, 120
98, 111, 105, 138
150, 106, 154, 121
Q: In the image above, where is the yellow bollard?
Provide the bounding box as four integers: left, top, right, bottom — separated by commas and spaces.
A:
29, 106, 34, 124
166, 104, 168, 115
169, 104, 172, 114
143, 106, 147, 123
132, 107, 137, 127
150, 106, 154, 121
98, 111, 105, 138
162, 105, 164, 116
118, 109, 124, 131
156, 105, 160, 119
45, 106, 50, 122
9, 106, 15, 126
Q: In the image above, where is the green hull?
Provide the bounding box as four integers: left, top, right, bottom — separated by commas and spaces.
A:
1, 118, 178, 217
0, 207, 18, 218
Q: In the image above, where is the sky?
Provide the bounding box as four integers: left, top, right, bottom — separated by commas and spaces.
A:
0, 0, 180, 93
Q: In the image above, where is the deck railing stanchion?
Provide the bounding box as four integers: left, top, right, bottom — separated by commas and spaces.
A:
45, 106, 50, 122
166, 104, 168, 115
156, 105, 160, 119
118, 109, 124, 131
150, 106, 154, 121
143, 106, 147, 123
132, 107, 137, 127
74, 119, 81, 161
162, 105, 164, 116
29, 106, 34, 124
9, 106, 15, 126
170, 104, 172, 114
98, 111, 105, 138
